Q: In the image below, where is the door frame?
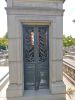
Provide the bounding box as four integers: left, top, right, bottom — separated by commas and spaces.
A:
23, 23, 49, 90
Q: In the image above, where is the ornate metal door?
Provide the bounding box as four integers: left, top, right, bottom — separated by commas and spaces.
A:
23, 24, 49, 90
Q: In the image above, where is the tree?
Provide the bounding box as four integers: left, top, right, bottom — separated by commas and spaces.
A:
72, 38, 75, 45
0, 38, 8, 50
0, 32, 8, 50
63, 35, 74, 47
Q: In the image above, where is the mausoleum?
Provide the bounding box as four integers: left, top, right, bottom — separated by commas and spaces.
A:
6, 0, 66, 100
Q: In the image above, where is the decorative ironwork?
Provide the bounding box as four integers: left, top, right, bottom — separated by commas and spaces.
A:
23, 25, 49, 90
38, 27, 48, 62
23, 26, 34, 62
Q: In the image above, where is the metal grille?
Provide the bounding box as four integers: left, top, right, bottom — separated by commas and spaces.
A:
38, 27, 48, 62
23, 25, 49, 90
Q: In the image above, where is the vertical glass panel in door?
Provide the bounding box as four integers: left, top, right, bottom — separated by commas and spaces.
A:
37, 26, 49, 89
23, 25, 35, 90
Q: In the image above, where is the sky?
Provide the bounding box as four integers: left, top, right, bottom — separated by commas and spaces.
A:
0, 0, 7, 37
63, 0, 75, 37
0, 0, 75, 38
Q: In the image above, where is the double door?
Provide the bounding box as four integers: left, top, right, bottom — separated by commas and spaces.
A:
23, 24, 49, 90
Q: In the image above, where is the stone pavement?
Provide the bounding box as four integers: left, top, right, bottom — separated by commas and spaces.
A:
0, 67, 9, 82
0, 82, 9, 100
0, 66, 9, 100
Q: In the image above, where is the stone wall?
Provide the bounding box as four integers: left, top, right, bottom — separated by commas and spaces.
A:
6, 0, 66, 100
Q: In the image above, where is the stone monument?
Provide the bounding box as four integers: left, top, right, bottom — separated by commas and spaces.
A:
6, 0, 66, 100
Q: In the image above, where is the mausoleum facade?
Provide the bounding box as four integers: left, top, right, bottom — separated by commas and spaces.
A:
6, 0, 66, 100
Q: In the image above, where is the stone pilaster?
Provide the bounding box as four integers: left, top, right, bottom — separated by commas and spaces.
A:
7, 15, 24, 97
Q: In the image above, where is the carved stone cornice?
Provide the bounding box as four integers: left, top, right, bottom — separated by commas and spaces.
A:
5, 0, 65, 3
6, 6, 64, 16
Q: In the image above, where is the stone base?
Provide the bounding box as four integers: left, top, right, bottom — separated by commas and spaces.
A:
6, 84, 24, 97
7, 82, 66, 100
7, 93, 66, 100
51, 81, 66, 94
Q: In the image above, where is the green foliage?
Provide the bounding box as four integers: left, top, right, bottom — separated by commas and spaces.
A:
0, 34, 8, 50
63, 35, 75, 47
72, 38, 75, 45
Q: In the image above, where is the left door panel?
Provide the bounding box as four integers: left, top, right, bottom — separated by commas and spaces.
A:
23, 25, 35, 90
